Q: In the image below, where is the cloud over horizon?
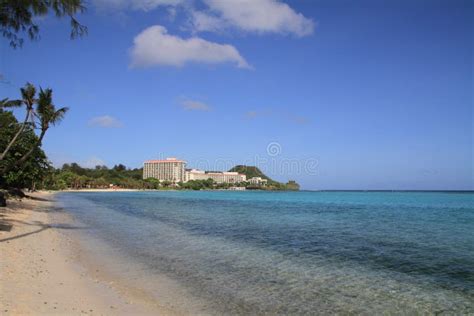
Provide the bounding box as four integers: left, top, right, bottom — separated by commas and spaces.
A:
88, 115, 123, 128
130, 25, 251, 69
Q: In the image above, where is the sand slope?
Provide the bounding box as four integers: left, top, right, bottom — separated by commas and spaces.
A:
0, 192, 164, 315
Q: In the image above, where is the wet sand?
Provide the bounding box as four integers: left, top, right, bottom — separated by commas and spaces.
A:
0, 192, 174, 315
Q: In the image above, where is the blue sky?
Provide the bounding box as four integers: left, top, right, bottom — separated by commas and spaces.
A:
1, 0, 472, 190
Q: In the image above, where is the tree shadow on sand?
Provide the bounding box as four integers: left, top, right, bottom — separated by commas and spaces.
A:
26, 195, 53, 202
0, 218, 85, 243
0, 194, 88, 242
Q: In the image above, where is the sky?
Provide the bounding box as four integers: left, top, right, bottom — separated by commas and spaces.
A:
1, 0, 472, 190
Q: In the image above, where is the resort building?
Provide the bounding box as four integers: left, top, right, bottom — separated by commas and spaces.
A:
143, 158, 247, 184
184, 169, 207, 181
185, 169, 246, 184
143, 158, 186, 182
248, 177, 268, 186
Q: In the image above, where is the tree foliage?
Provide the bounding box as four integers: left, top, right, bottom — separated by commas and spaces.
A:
1, 83, 69, 191
1, 83, 68, 169
51, 163, 147, 189
0, 0, 87, 48
15, 87, 69, 166
0, 109, 50, 189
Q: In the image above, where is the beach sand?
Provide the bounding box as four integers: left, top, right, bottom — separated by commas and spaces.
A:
62, 188, 143, 192
0, 192, 174, 315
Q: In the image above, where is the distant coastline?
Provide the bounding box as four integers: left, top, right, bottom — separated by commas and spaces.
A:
47, 162, 300, 192
47, 188, 474, 194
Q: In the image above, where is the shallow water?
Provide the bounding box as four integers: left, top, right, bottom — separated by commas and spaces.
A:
57, 191, 474, 314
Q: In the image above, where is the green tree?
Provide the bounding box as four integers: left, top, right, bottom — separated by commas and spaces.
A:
204, 178, 214, 188
62, 162, 85, 175
161, 180, 172, 188
1, 0, 87, 48
0, 109, 50, 189
16, 88, 68, 165
113, 164, 127, 172
145, 178, 160, 189
56, 170, 76, 188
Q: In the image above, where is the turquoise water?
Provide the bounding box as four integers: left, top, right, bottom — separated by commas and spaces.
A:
57, 191, 474, 314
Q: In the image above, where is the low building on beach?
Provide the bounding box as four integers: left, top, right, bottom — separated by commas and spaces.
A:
185, 168, 246, 184
248, 177, 268, 186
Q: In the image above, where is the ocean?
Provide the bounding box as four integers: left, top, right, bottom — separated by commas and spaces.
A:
56, 191, 474, 314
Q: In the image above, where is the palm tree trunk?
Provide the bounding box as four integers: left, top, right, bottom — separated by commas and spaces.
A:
0, 110, 30, 161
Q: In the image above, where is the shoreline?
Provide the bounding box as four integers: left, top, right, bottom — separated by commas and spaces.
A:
62, 188, 145, 192
47, 188, 296, 193
0, 192, 175, 315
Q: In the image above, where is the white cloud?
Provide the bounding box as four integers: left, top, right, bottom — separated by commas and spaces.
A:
193, 0, 314, 37
94, 0, 183, 12
88, 115, 123, 128
132, 0, 183, 11
130, 25, 251, 69
93, 0, 314, 37
181, 99, 211, 111
191, 11, 226, 33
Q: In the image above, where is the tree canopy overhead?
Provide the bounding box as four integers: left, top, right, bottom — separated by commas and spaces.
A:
0, 0, 87, 48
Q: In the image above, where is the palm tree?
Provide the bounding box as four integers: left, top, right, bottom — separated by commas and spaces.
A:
0, 83, 36, 161
16, 88, 69, 165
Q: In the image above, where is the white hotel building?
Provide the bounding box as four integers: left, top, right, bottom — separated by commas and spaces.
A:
143, 158, 246, 184
143, 158, 186, 182
185, 169, 246, 184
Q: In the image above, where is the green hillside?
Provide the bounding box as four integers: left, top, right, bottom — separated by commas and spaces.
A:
228, 165, 300, 191
228, 165, 274, 182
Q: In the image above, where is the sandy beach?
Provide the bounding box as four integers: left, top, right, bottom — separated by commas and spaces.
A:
62, 189, 144, 192
0, 192, 171, 315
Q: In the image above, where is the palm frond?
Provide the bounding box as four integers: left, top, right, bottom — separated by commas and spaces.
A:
36, 88, 68, 129
37, 88, 53, 116
20, 83, 36, 101
0, 98, 22, 108
50, 107, 69, 125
